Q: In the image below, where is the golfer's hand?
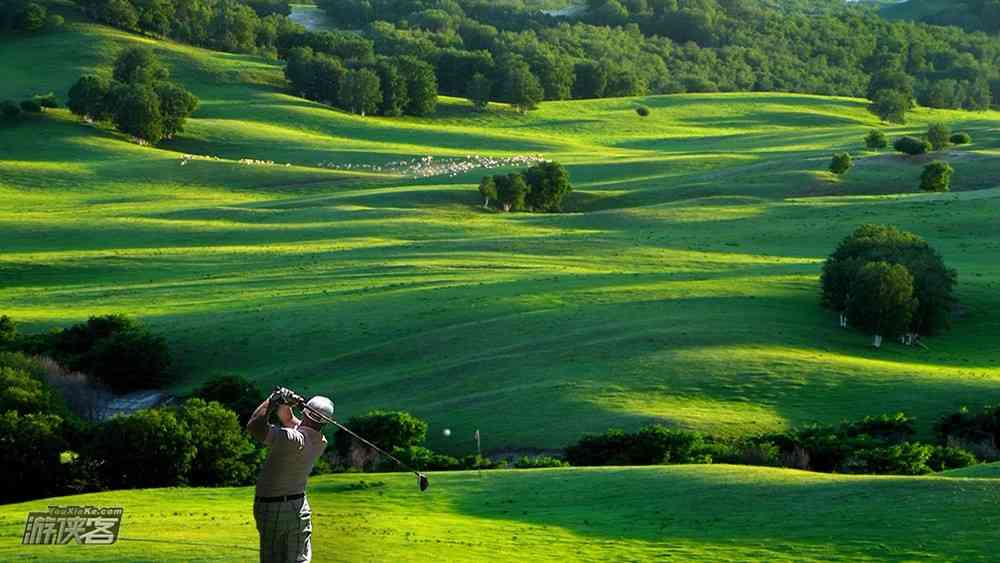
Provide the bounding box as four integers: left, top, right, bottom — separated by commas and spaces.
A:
273, 387, 295, 404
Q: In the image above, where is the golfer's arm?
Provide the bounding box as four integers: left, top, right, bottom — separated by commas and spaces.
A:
276, 405, 301, 429
247, 398, 274, 443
